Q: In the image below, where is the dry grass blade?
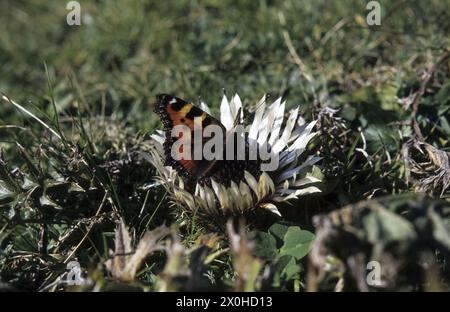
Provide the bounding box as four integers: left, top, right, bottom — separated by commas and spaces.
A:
105, 220, 170, 282
403, 140, 450, 196
1, 93, 62, 140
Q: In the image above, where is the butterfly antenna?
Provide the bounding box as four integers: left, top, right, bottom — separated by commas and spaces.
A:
254, 95, 268, 112
240, 95, 268, 125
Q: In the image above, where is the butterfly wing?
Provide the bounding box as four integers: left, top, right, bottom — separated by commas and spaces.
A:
155, 94, 226, 183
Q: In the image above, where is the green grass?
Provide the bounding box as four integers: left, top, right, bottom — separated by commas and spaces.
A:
1, 0, 450, 291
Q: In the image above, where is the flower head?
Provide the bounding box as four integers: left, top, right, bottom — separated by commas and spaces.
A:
146, 94, 321, 222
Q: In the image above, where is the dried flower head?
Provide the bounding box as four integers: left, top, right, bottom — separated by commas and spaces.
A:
145, 94, 322, 223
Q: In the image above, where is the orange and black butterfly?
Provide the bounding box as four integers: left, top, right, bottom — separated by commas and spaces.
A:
154, 94, 261, 189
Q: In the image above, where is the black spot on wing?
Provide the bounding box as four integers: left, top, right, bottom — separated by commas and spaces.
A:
156, 94, 172, 108
186, 106, 204, 119
155, 94, 188, 112
170, 99, 186, 111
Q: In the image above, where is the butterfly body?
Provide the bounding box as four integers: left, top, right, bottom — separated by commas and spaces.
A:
155, 94, 261, 189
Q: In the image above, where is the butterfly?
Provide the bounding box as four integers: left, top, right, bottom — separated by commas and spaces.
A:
154, 94, 262, 190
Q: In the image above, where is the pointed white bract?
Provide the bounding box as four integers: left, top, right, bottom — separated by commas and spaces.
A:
147, 94, 321, 219
220, 95, 234, 130
200, 101, 211, 115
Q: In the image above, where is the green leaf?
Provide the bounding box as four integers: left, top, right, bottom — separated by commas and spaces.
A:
271, 255, 300, 288
280, 227, 315, 260
268, 223, 290, 248
39, 194, 62, 210
281, 256, 301, 279
0, 182, 15, 204
253, 232, 277, 259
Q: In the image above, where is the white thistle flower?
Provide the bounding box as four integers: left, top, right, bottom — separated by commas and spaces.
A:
145, 94, 322, 220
